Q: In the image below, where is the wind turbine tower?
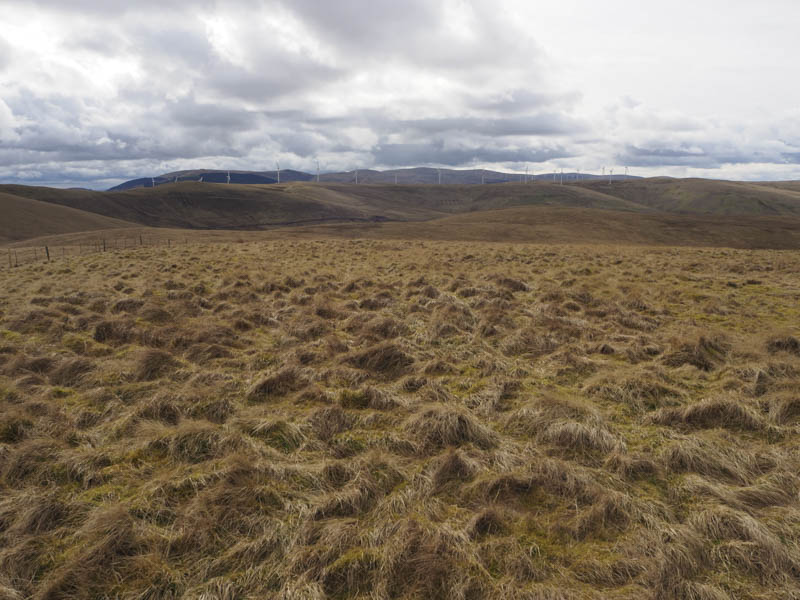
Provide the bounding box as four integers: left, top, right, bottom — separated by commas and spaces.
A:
609, 169, 614, 184
151, 177, 155, 188
276, 162, 280, 184
560, 169, 563, 185
226, 171, 231, 184
525, 165, 529, 183
316, 160, 320, 183
437, 168, 442, 185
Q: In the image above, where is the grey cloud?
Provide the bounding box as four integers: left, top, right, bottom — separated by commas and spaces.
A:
372, 142, 571, 166
619, 144, 780, 168
166, 96, 258, 130
466, 89, 583, 114
0, 36, 12, 71
393, 114, 587, 137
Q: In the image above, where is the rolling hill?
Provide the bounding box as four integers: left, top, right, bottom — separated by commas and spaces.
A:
580, 177, 800, 216
0, 191, 135, 244
0, 181, 650, 232
5, 177, 800, 249
108, 167, 633, 190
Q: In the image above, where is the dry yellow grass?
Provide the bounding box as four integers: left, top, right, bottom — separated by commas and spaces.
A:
0, 239, 799, 599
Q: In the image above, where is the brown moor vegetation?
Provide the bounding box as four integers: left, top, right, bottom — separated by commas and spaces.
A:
1, 239, 799, 599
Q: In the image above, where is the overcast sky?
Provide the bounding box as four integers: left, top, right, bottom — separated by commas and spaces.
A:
2, 0, 799, 188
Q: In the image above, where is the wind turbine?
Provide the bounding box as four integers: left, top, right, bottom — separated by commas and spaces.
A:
226, 171, 231, 184
151, 177, 155, 188
174, 176, 178, 184
560, 169, 563, 185
609, 168, 614, 184
525, 165, 529, 183
199, 175, 203, 183
275, 162, 280, 184
437, 168, 442, 185
355, 169, 358, 184
316, 160, 320, 183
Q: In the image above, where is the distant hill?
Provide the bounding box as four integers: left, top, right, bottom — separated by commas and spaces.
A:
5, 176, 800, 246
287, 204, 800, 249
579, 177, 800, 217
0, 191, 134, 243
0, 181, 652, 233
108, 167, 634, 190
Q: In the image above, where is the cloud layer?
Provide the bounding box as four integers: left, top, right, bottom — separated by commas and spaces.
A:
2, 0, 799, 187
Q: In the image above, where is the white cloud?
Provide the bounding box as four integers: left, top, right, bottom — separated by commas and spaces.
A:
1, 0, 799, 188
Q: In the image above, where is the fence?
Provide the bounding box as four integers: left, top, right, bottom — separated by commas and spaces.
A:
3, 235, 188, 270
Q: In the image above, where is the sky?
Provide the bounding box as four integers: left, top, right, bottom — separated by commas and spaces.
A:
1, 0, 799, 188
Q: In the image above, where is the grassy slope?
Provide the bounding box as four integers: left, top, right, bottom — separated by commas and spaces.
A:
265, 205, 800, 249
1, 240, 799, 599
0, 191, 135, 243
0, 181, 650, 232
8, 204, 800, 251
583, 177, 800, 216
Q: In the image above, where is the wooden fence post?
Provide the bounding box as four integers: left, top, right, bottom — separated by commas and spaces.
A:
7, 249, 11, 268
14, 250, 18, 267
103, 239, 106, 252
45, 246, 50, 261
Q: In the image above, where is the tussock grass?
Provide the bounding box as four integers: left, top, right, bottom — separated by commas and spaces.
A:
2, 239, 800, 599
649, 396, 765, 431
406, 406, 498, 451
247, 367, 307, 401
342, 342, 415, 377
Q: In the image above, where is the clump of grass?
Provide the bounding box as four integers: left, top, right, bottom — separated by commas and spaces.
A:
765, 334, 800, 356
649, 396, 765, 431
134, 349, 181, 381
661, 436, 763, 484
406, 407, 498, 451
338, 386, 399, 410
663, 334, 730, 371
342, 342, 415, 377
49, 357, 94, 386
247, 367, 307, 401
308, 406, 354, 442
768, 394, 800, 424
92, 319, 133, 344
432, 449, 476, 491
246, 419, 306, 453
145, 421, 237, 463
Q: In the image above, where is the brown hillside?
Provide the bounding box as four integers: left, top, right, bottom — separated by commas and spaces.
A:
580, 177, 800, 216
0, 191, 134, 243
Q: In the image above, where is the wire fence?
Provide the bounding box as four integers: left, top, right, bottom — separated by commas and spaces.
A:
3, 235, 188, 270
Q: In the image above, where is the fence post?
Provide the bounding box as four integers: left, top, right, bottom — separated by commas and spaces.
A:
14, 250, 18, 267
45, 246, 50, 261
7, 249, 10, 268
139, 234, 143, 246
168, 239, 171, 248
103, 239, 106, 252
